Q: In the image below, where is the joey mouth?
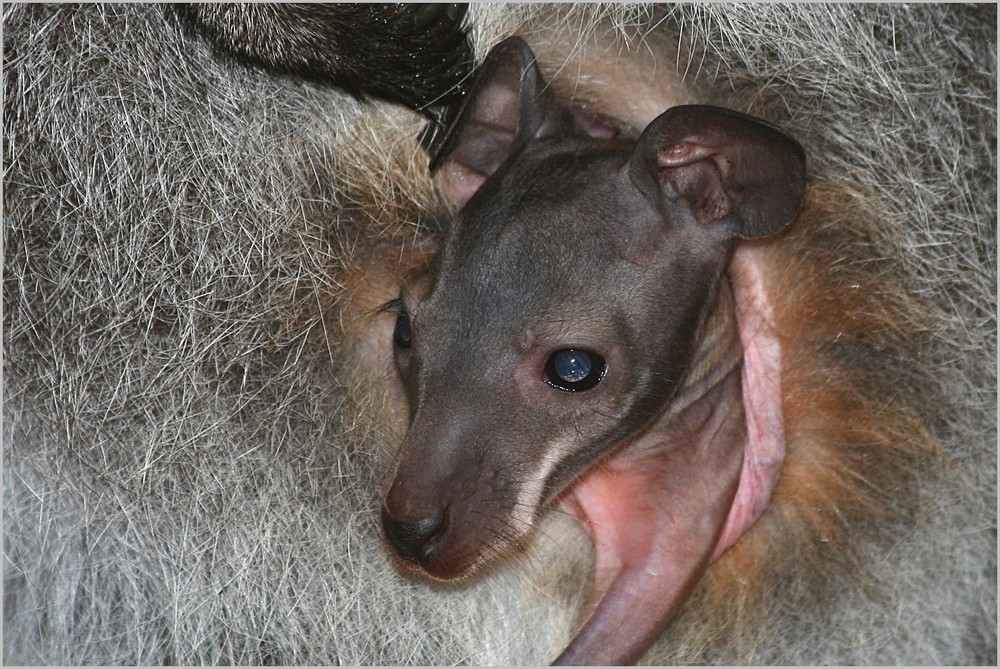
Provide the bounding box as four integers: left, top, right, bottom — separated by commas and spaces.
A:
380, 441, 546, 583
382, 33, 803, 667
377, 256, 791, 666
380, 252, 791, 667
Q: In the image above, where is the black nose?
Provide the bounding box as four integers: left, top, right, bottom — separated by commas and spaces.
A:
381, 505, 446, 564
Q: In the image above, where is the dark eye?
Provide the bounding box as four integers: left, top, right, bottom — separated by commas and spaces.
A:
544, 349, 606, 392
394, 310, 412, 348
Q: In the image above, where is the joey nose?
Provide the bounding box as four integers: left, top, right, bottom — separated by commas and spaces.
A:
381, 504, 446, 564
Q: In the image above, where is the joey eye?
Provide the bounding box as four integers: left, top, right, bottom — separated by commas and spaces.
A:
394, 310, 412, 348
544, 349, 606, 392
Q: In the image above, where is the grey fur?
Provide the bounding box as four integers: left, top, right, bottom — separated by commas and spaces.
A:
4, 3, 995, 664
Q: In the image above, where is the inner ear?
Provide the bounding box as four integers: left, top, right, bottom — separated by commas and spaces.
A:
429, 37, 553, 206
629, 105, 806, 240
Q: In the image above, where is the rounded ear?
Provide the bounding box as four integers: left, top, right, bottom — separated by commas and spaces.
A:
628, 105, 806, 240
429, 37, 555, 206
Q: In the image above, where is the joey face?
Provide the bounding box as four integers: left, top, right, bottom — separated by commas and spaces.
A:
380, 36, 805, 663
380, 146, 726, 580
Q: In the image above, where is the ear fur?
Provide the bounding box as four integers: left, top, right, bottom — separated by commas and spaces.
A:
629, 105, 806, 240
430, 37, 558, 206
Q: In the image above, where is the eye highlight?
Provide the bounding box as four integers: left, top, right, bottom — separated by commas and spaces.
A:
544, 349, 606, 392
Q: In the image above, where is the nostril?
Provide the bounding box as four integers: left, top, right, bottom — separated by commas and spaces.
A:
381, 505, 446, 564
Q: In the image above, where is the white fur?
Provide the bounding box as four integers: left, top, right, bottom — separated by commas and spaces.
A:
4, 4, 994, 664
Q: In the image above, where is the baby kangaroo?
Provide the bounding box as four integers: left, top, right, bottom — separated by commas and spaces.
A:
380, 37, 805, 665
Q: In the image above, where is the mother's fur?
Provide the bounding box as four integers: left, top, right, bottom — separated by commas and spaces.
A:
4, 4, 995, 664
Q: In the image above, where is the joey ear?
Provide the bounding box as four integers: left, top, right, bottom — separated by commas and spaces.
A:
629, 105, 806, 240
429, 36, 559, 206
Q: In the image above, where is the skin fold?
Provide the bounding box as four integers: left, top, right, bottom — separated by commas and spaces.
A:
4, 5, 994, 665
381, 38, 805, 665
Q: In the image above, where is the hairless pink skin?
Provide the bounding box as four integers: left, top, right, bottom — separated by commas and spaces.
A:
404, 38, 802, 665
556, 244, 785, 665
713, 245, 786, 560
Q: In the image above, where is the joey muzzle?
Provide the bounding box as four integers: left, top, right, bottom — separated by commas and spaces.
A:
381, 411, 542, 581
381, 36, 806, 665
